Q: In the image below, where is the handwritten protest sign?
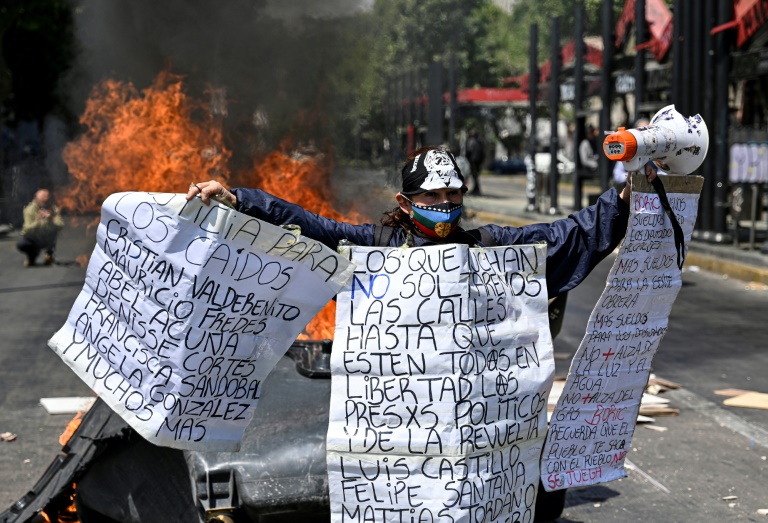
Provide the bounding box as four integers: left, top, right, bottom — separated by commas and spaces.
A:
327, 243, 554, 522
541, 175, 703, 491
49, 192, 353, 451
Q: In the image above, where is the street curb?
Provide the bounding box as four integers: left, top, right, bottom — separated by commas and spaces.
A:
468, 209, 768, 285
684, 250, 768, 285
470, 209, 539, 229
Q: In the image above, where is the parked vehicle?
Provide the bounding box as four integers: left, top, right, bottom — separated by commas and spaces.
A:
2, 295, 570, 523
490, 157, 527, 175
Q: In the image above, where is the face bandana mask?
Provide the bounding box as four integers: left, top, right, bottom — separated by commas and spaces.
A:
405, 199, 463, 239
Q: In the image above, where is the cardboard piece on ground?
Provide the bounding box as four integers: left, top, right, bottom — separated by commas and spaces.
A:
646, 384, 664, 395
648, 376, 681, 390
715, 388, 754, 397
723, 392, 768, 410
40, 397, 96, 415
639, 405, 680, 417
641, 393, 671, 405
636, 415, 655, 424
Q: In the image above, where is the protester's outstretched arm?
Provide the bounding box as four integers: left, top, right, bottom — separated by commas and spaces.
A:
482, 165, 658, 297
185, 180, 376, 249
186, 180, 237, 208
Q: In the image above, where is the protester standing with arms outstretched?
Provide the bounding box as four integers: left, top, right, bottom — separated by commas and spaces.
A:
187, 145, 655, 298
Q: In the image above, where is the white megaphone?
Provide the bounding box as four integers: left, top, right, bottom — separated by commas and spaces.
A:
603, 104, 709, 175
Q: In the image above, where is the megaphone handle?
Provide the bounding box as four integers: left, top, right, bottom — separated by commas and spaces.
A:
649, 176, 686, 270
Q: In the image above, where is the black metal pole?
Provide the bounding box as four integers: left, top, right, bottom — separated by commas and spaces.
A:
634, 0, 646, 122
409, 68, 417, 130
412, 67, 421, 153
412, 68, 419, 157
385, 82, 393, 172
574, 2, 586, 210
392, 79, 398, 168
549, 16, 561, 215
599, 0, 614, 192
714, 0, 731, 236
417, 66, 426, 133
671, 0, 682, 104
402, 73, 408, 157
699, 0, 715, 232
527, 23, 539, 212
691, 2, 703, 118
680, 0, 692, 116
392, 74, 404, 166
449, 53, 457, 152
426, 60, 444, 146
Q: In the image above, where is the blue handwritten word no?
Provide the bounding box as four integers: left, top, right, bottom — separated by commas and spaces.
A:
351, 274, 390, 300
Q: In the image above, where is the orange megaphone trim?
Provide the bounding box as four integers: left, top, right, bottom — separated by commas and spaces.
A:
603, 127, 638, 161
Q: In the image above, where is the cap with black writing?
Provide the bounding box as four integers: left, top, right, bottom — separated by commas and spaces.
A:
400, 148, 467, 195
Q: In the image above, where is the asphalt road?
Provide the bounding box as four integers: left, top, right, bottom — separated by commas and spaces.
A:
544, 255, 768, 522
0, 222, 95, 507
0, 171, 767, 522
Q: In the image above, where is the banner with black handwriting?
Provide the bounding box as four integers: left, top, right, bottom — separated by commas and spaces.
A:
541, 175, 703, 490
49, 192, 354, 451
327, 244, 554, 522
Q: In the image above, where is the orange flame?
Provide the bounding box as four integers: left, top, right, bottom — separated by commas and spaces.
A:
59, 71, 230, 215
41, 483, 79, 523
58, 411, 84, 446
237, 145, 363, 339
61, 72, 366, 338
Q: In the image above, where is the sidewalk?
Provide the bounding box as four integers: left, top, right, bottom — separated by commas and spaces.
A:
463, 173, 768, 285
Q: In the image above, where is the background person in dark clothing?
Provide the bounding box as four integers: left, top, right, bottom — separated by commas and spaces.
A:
466, 128, 485, 195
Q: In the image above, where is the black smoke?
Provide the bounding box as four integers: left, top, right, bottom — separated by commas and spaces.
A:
64, 0, 372, 164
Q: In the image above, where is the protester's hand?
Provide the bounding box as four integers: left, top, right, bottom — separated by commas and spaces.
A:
186, 180, 237, 208
37, 209, 52, 221
620, 162, 659, 204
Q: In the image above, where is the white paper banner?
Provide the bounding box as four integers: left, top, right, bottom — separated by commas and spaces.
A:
541, 175, 704, 490
328, 244, 553, 523
49, 192, 353, 451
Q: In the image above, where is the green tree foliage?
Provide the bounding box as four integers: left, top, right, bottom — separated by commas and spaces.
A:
504, 0, 625, 75
333, 0, 515, 157
333, 0, 644, 158
465, 2, 513, 88
365, 0, 511, 91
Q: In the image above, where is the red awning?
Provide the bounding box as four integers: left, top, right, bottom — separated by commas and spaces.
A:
397, 88, 527, 108
722, 0, 768, 47
454, 88, 528, 104
501, 39, 603, 91
616, 0, 673, 61
561, 39, 604, 70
